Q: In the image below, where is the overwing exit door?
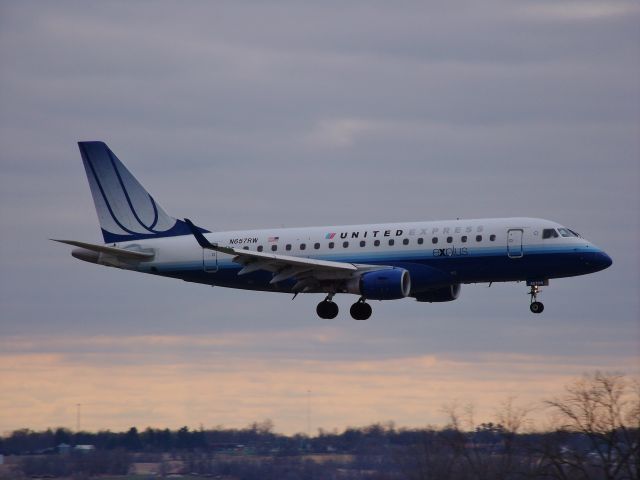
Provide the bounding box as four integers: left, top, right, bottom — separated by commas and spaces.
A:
507, 229, 524, 258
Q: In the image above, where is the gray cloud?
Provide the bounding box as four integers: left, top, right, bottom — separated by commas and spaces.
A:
0, 0, 638, 430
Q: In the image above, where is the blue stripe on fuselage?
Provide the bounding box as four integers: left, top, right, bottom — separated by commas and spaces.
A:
144, 244, 604, 293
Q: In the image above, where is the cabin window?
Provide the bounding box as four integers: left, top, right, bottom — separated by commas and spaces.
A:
432, 237, 438, 244
446, 236, 453, 243
343, 241, 349, 248
243, 246, 249, 250
417, 238, 424, 245
476, 235, 482, 242
328, 242, 334, 249
286, 244, 292, 251
461, 235, 467, 243
314, 242, 320, 249
360, 240, 366, 247
271, 245, 277, 251
490, 234, 496, 241
300, 243, 306, 250
374, 239, 380, 247
257, 246, 263, 252
389, 239, 395, 246
402, 238, 409, 245
542, 229, 559, 239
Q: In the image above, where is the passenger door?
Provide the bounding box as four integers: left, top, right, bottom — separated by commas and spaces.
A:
507, 229, 524, 258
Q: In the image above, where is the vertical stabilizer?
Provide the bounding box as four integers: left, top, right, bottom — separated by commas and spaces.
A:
78, 141, 194, 243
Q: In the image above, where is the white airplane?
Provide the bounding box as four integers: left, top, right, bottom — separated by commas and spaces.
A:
53, 142, 612, 320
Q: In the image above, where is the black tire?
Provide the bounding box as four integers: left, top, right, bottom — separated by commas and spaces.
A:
530, 301, 544, 314
317, 300, 339, 319
316, 301, 328, 319
326, 301, 339, 319
350, 302, 372, 320
359, 302, 372, 320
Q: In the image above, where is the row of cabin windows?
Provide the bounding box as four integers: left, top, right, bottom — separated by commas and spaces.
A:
249, 234, 497, 252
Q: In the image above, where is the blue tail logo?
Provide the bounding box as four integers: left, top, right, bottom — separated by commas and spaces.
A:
79, 141, 200, 243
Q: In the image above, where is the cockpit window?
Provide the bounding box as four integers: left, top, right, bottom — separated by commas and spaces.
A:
542, 228, 559, 239
557, 228, 578, 238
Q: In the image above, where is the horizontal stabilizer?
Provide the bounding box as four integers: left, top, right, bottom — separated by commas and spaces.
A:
51, 239, 154, 260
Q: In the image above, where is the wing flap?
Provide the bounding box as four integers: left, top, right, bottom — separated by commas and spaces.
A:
270, 268, 312, 285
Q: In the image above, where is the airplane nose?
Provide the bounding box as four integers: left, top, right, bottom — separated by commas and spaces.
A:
598, 251, 613, 269
581, 251, 612, 272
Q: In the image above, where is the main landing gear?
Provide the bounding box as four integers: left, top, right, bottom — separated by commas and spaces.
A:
316, 294, 339, 319
316, 295, 373, 320
350, 298, 372, 321
529, 285, 544, 314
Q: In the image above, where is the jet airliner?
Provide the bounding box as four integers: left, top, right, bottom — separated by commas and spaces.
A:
53, 142, 612, 320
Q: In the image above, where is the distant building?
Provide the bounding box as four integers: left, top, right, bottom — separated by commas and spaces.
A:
74, 445, 95, 453
57, 443, 71, 455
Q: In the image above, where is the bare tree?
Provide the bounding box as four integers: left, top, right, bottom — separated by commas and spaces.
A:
438, 399, 535, 480
543, 372, 639, 480
394, 428, 458, 480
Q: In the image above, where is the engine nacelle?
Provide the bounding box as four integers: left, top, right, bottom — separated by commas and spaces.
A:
414, 284, 461, 302
347, 268, 411, 300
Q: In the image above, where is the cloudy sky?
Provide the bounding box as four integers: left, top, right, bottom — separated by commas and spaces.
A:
1, 0, 638, 435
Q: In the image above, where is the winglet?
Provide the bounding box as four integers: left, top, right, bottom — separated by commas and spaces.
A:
184, 218, 216, 249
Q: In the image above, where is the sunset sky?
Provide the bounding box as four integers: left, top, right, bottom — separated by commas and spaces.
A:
1, 0, 638, 435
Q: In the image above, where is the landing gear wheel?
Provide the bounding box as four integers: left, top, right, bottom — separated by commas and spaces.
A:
316, 300, 339, 319
530, 301, 544, 314
527, 284, 545, 314
350, 300, 372, 320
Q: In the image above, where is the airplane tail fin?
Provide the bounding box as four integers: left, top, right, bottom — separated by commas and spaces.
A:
78, 141, 199, 243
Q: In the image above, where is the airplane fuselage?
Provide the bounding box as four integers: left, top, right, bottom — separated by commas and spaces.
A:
100, 217, 611, 296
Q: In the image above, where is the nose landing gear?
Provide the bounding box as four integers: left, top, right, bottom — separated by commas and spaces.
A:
350, 298, 372, 320
528, 285, 544, 314
316, 294, 339, 319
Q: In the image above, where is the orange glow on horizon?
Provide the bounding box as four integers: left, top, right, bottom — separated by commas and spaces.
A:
1, 333, 636, 435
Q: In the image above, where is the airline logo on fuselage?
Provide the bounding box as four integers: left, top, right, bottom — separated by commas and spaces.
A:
325, 224, 484, 240
326, 229, 405, 239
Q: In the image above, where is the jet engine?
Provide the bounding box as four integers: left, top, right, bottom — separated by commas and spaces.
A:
414, 284, 461, 302
346, 268, 411, 300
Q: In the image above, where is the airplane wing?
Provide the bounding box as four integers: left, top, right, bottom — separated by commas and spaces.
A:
184, 219, 367, 292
